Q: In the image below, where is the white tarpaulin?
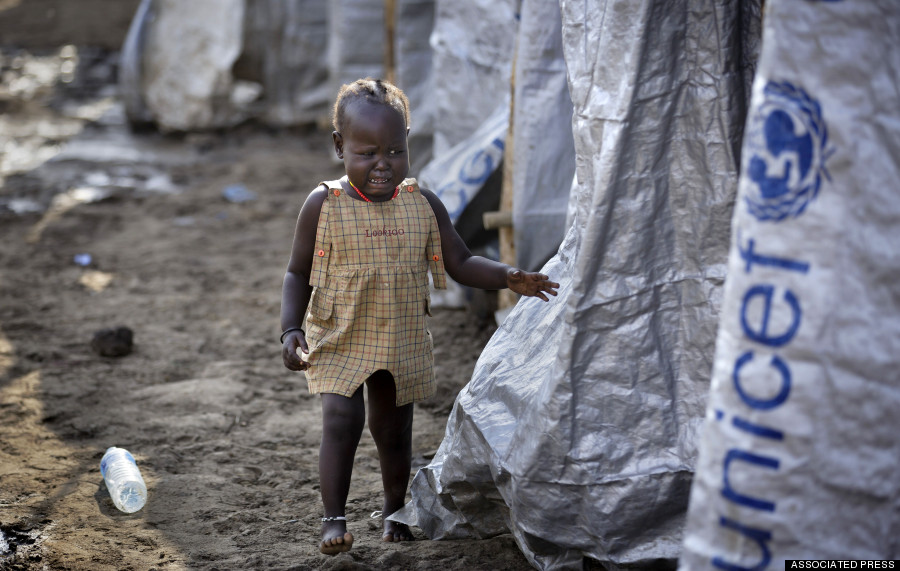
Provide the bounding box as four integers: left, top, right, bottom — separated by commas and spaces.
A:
327, 0, 383, 92
419, 104, 508, 225
395, 0, 761, 568
395, 0, 437, 173
681, 0, 900, 566
140, 0, 246, 131
428, 0, 517, 157
122, 0, 331, 130
421, 0, 574, 272
241, 0, 330, 126
123, 0, 434, 130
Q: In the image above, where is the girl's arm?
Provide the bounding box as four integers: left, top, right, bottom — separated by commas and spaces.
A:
421, 188, 559, 301
280, 187, 327, 370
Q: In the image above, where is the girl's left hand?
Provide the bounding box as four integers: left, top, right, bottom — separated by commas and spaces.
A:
506, 269, 559, 302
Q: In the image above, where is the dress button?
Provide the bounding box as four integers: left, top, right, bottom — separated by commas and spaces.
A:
318, 250, 325, 257
432, 255, 440, 261
333, 189, 340, 196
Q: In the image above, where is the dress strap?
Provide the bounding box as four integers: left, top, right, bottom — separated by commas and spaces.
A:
403, 178, 447, 290
309, 181, 340, 288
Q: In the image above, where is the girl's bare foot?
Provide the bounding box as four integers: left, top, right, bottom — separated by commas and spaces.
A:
382, 519, 415, 542
320, 519, 353, 555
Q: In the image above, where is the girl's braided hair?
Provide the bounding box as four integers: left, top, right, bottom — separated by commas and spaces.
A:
332, 78, 411, 132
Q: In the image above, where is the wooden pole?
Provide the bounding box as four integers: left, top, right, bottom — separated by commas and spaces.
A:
384, 0, 396, 84
497, 56, 518, 311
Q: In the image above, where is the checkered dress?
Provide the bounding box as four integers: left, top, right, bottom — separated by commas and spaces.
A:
305, 178, 447, 406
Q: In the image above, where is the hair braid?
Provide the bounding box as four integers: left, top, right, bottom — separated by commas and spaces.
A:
332, 77, 411, 132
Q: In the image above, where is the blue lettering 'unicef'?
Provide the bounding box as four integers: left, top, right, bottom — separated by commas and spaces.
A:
733, 351, 792, 411
459, 137, 504, 185
435, 137, 505, 222
743, 81, 833, 222
740, 285, 802, 347
459, 139, 503, 184
712, 517, 772, 571
435, 182, 468, 220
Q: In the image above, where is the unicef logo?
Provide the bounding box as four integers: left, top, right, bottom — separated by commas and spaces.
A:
743, 81, 833, 222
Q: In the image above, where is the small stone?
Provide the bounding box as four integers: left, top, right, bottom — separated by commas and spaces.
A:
90, 326, 134, 357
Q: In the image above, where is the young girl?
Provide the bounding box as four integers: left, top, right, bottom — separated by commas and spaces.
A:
280, 78, 558, 555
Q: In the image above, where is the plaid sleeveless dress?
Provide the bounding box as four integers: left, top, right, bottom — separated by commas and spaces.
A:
305, 178, 447, 406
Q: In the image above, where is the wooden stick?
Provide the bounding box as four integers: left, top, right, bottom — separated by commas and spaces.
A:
498, 50, 517, 310
384, 0, 396, 84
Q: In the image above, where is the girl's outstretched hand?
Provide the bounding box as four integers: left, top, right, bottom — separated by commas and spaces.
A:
506, 268, 559, 302
282, 330, 310, 371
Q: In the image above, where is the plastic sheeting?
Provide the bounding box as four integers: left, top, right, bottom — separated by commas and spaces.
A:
140, 0, 246, 131
119, 0, 154, 125
681, 1, 900, 566
241, 0, 330, 126
395, 0, 761, 568
121, 0, 410, 130
419, 104, 508, 225
395, 0, 437, 174
421, 0, 574, 272
510, 0, 575, 271
429, 0, 518, 157
327, 0, 384, 92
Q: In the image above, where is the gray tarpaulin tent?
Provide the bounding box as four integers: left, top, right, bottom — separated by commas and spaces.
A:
393, 0, 761, 568
683, 0, 900, 566
421, 0, 575, 273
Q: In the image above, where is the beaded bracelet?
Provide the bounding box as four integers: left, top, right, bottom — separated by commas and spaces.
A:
280, 327, 304, 344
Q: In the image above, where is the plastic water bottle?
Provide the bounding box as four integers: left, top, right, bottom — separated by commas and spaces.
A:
100, 447, 147, 513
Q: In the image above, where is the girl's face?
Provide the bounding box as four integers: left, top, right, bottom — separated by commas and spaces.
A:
333, 100, 409, 201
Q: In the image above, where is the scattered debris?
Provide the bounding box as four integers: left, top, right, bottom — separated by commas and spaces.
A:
0, 523, 41, 567
90, 326, 133, 357
172, 216, 196, 227
25, 186, 112, 243
79, 270, 114, 293
73, 253, 92, 266
222, 183, 256, 203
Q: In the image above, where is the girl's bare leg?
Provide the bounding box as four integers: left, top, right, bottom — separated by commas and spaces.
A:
366, 370, 415, 542
319, 389, 365, 554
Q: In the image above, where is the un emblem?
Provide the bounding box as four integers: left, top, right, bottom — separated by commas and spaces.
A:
743, 81, 833, 222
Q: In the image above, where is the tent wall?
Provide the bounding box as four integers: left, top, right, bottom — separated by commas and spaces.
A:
420, 0, 575, 273
140, 0, 246, 131
124, 0, 331, 130
682, 0, 900, 565
327, 0, 384, 93
241, 0, 330, 126
395, 0, 437, 173
400, 0, 760, 568
510, 0, 576, 271
428, 0, 518, 157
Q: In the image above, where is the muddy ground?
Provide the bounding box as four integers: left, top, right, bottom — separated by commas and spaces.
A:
0, 45, 535, 570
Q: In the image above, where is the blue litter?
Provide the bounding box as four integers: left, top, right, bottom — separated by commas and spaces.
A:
222, 184, 257, 203
74, 253, 92, 266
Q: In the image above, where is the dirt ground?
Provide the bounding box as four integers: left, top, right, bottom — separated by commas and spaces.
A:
0, 46, 535, 570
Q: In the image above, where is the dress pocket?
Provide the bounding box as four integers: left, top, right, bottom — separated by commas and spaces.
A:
307, 289, 334, 323
420, 283, 432, 317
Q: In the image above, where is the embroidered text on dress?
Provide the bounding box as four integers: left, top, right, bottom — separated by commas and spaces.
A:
364, 227, 406, 238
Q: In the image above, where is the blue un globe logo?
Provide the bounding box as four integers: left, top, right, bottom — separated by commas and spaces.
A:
743, 81, 833, 222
